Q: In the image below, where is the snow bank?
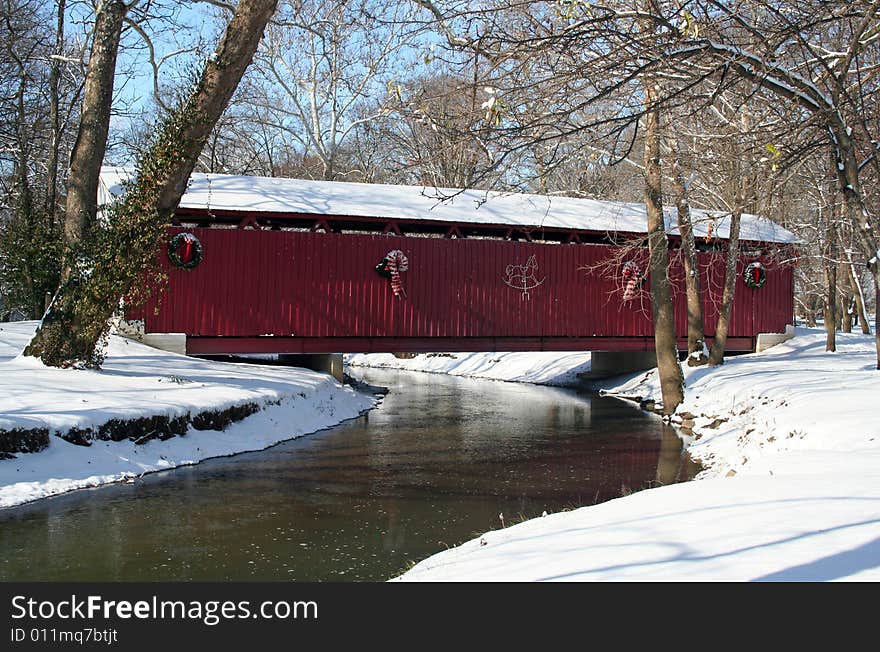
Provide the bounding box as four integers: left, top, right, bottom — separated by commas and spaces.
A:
0, 322, 376, 508
599, 327, 879, 478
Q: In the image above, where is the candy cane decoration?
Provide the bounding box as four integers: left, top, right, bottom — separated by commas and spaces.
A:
621, 261, 642, 302
385, 249, 409, 298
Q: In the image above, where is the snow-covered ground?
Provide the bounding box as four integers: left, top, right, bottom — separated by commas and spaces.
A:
389, 327, 880, 581
5, 320, 879, 581
0, 322, 376, 509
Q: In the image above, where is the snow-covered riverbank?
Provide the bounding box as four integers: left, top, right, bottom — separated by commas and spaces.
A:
0, 322, 376, 508
381, 328, 880, 581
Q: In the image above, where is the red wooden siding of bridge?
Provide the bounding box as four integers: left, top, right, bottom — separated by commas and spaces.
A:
132, 227, 793, 354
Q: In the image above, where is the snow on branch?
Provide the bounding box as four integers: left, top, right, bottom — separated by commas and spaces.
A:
665, 39, 835, 115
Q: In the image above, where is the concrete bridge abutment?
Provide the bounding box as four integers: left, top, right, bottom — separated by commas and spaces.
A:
279, 354, 345, 382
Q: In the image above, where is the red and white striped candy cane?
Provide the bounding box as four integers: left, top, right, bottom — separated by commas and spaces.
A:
386, 249, 409, 297
621, 261, 641, 302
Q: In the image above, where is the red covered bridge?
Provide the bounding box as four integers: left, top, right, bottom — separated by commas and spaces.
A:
101, 169, 796, 358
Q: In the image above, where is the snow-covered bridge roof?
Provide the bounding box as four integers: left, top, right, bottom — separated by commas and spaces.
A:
98, 167, 797, 244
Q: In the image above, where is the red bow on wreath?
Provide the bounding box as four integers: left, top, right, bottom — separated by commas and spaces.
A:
376, 250, 409, 298
743, 261, 767, 289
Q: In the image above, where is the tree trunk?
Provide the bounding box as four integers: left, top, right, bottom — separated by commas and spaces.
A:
643, 80, 683, 414
839, 261, 853, 333
806, 294, 818, 327
823, 219, 837, 352
846, 251, 871, 335
62, 0, 127, 256
708, 209, 742, 365
14, 68, 33, 223
830, 122, 880, 366
45, 0, 66, 221
10, 30, 37, 317
875, 277, 880, 369
152, 0, 279, 217
672, 151, 706, 366
25, 0, 279, 368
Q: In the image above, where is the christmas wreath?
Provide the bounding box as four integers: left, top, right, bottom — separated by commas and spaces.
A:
743, 261, 766, 289
376, 249, 409, 297
168, 232, 203, 270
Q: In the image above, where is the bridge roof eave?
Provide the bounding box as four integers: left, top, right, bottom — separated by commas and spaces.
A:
170, 207, 797, 250
100, 167, 799, 245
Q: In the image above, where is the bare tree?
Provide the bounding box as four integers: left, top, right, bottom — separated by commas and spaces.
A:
62, 0, 133, 257
845, 246, 872, 335
823, 192, 840, 351
383, 72, 504, 187
643, 72, 684, 413
44, 0, 67, 218
245, 0, 423, 180
0, 0, 83, 318
670, 142, 707, 366
663, 0, 880, 365
25, 0, 279, 367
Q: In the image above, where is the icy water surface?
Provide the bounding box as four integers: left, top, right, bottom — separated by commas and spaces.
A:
0, 368, 697, 581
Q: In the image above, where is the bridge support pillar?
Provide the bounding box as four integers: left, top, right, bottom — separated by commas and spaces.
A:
585, 351, 658, 380
756, 324, 795, 352
279, 353, 345, 382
